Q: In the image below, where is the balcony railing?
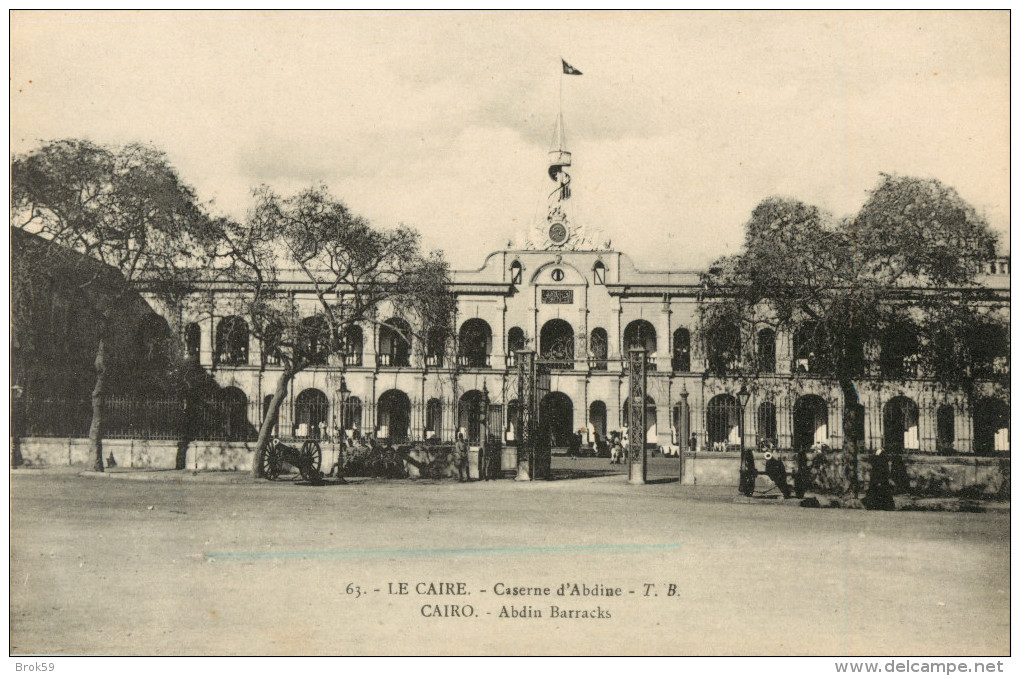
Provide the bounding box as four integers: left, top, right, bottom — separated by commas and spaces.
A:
457, 354, 492, 368
376, 353, 410, 368
343, 353, 363, 367
426, 354, 444, 367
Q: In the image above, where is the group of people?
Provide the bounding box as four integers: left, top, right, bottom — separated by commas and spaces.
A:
608, 431, 628, 464
453, 433, 497, 482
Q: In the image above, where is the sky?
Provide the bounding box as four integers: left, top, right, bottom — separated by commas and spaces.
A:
10, 10, 1010, 271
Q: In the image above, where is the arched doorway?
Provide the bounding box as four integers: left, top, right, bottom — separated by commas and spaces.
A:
973, 398, 1009, 456
589, 401, 607, 446
458, 390, 485, 443
425, 398, 443, 441
219, 387, 250, 441
539, 392, 574, 449
706, 394, 740, 450
377, 389, 411, 443
623, 395, 657, 445
295, 388, 328, 439
342, 395, 363, 437
540, 319, 574, 369
883, 396, 919, 452
793, 395, 828, 450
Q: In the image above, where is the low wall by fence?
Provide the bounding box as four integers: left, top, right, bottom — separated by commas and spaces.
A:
16, 437, 515, 479
682, 451, 1009, 496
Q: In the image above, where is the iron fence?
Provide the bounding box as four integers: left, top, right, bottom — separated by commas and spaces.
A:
685, 397, 1006, 457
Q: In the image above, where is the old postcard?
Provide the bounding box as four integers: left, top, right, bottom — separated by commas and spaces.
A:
9, 10, 1010, 660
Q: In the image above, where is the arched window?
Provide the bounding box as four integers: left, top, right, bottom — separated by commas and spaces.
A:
936, 404, 955, 454
426, 327, 448, 367
593, 261, 606, 285
623, 320, 657, 355
136, 314, 170, 366
343, 325, 363, 366
425, 398, 444, 441
540, 319, 574, 369
261, 321, 282, 366
215, 316, 249, 366
299, 315, 330, 366
184, 322, 201, 361
379, 318, 412, 367
881, 330, 920, 378
294, 388, 328, 439
589, 328, 608, 370
757, 401, 777, 446
706, 320, 740, 375
883, 396, 919, 452
507, 327, 526, 367
757, 328, 776, 373
672, 328, 690, 372
510, 260, 522, 285
458, 318, 492, 368
706, 394, 740, 450
793, 323, 818, 373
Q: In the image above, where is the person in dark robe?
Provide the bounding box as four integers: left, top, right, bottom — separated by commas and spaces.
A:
864, 447, 895, 510
764, 452, 793, 499
793, 447, 810, 498
738, 448, 757, 496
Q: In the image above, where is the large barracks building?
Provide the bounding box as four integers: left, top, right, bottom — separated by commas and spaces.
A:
170, 121, 1011, 467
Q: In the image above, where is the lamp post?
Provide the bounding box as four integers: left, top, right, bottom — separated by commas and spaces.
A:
337, 375, 349, 476
678, 382, 689, 483
737, 384, 752, 495
737, 384, 751, 450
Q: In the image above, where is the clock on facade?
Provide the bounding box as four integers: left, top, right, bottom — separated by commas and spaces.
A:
548, 222, 568, 245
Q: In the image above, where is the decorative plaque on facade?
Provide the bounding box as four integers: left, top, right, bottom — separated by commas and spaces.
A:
541, 289, 573, 304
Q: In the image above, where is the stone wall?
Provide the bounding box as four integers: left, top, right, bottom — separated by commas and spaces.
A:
682, 451, 1009, 496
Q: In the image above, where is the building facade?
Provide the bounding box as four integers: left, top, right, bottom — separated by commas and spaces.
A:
161, 124, 1011, 461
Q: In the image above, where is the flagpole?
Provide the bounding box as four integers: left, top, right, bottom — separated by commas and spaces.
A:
559, 58, 563, 122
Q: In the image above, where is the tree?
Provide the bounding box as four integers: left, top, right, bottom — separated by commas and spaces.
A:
701, 174, 1005, 498
214, 185, 455, 477
11, 140, 214, 471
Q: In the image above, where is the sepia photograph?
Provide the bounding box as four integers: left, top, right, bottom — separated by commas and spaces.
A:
8, 10, 1010, 661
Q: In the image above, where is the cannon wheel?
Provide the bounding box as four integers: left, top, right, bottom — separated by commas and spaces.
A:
261, 442, 283, 481
299, 440, 323, 481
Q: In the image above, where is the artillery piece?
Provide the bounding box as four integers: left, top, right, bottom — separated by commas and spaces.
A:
261, 437, 323, 483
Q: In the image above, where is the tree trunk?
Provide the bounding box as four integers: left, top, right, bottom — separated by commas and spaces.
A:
839, 378, 862, 500
251, 371, 293, 477
87, 337, 107, 472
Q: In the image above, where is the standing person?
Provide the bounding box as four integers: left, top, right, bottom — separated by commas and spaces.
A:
455, 433, 469, 482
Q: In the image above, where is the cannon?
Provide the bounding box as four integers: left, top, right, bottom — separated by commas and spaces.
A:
261, 438, 323, 482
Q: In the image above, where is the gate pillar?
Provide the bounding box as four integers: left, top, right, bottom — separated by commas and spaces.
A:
628, 348, 648, 485
515, 350, 549, 481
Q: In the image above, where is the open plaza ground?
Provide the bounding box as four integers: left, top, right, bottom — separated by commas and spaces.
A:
9, 458, 1009, 656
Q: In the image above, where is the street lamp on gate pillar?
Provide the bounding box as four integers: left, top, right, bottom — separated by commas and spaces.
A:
737, 384, 752, 496
737, 384, 751, 451
336, 375, 349, 477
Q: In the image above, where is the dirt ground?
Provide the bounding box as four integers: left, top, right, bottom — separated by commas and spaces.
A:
9, 463, 1010, 656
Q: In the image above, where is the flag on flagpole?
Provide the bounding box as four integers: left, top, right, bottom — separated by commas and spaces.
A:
561, 59, 583, 75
